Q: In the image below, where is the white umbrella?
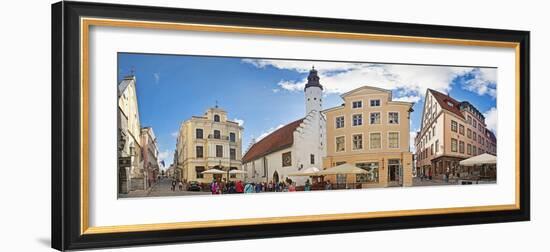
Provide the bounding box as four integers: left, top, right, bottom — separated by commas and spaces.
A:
459, 153, 497, 166
317, 163, 368, 175
229, 169, 247, 174
288, 167, 320, 176
201, 168, 226, 174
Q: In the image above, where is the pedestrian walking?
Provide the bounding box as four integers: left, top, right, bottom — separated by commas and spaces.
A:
255, 182, 262, 193
211, 181, 219, 194
236, 180, 244, 193
267, 181, 273, 192
171, 179, 176, 191
289, 182, 296, 192
178, 181, 184, 191
325, 180, 332, 190
244, 183, 254, 193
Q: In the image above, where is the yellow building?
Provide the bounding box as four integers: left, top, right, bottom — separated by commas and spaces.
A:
323, 86, 414, 188
175, 106, 244, 183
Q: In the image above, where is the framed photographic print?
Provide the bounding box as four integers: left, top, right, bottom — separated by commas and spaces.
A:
51, 1, 530, 250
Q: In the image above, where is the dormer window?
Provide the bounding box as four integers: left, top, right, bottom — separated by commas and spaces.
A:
447, 101, 454, 107
214, 114, 220, 122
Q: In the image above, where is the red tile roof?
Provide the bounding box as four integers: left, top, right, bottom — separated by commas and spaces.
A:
428, 89, 465, 119
242, 118, 304, 163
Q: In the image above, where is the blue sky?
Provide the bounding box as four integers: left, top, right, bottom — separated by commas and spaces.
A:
118, 53, 497, 168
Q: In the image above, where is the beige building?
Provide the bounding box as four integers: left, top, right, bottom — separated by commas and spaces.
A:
175, 106, 244, 183
117, 75, 144, 193
140, 127, 160, 188
323, 86, 414, 187
414, 89, 497, 179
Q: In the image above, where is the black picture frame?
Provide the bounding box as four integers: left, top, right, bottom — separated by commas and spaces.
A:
51, 1, 530, 251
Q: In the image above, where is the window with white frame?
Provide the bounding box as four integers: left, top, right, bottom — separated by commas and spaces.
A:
388, 132, 399, 148
335, 116, 345, 128
352, 114, 363, 126
370, 99, 381, 107
352, 134, 363, 150
370, 112, 380, 124
352, 100, 362, 108
336, 136, 345, 152
370, 133, 381, 149
388, 112, 399, 124
216, 145, 223, 157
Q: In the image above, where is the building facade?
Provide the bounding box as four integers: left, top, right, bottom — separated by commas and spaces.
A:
323, 86, 414, 187
117, 75, 144, 193
414, 89, 497, 179
242, 67, 327, 186
175, 107, 244, 183
140, 127, 160, 188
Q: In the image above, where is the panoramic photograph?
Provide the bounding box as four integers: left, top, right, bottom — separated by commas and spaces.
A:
117, 53, 498, 198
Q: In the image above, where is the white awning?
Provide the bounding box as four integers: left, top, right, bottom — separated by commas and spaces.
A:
459, 153, 497, 166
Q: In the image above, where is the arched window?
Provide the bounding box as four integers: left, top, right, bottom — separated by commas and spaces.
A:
214, 114, 220, 122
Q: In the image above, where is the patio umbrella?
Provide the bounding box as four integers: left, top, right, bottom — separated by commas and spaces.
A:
316, 163, 368, 175
288, 167, 321, 176
459, 153, 497, 166
201, 168, 226, 174
228, 169, 247, 174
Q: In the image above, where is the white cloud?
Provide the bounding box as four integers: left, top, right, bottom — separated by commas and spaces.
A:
409, 130, 418, 153
153, 73, 160, 84
157, 150, 173, 171
272, 88, 280, 93
462, 68, 497, 98
394, 95, 421, 103
158, 149, 171, 160
233, 118, 245, 126
171, 131, 179, 138
483, 107, 498, 135
242, 59, 478, 99
257, 124, 285, 141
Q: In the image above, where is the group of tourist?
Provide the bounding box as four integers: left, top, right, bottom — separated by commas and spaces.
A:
208, 179, 323, 194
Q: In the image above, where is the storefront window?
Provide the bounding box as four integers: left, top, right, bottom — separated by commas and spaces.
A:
336, 174, 347, 184
356, 162, 379, 183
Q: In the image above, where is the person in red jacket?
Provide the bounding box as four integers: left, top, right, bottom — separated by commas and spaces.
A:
235, 180, 244, 193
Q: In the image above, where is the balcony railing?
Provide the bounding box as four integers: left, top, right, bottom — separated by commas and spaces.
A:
206, 134, 236, 142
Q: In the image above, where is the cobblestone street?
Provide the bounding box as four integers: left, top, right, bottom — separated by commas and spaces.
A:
119, 178, 210, 198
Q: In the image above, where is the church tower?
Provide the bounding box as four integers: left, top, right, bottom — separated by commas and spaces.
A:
304, 66, 323, 114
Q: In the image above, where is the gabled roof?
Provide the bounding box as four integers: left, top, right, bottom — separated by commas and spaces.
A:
242, 118, 304, 163
428, 89, 465, 119
340, 85, 391, 98
118, 76, 135, 97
